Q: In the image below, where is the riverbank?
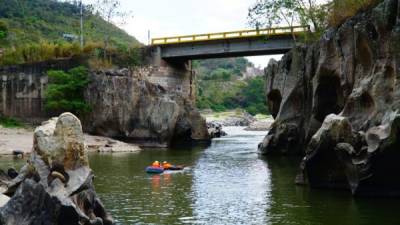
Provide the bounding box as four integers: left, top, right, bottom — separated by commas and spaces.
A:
201, 110, 274, 131
0, 125, 141, 155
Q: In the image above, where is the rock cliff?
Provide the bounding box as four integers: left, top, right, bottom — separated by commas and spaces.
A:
84, 69, 209, 147
0, 113, 114, 225
261, 0, 400, 196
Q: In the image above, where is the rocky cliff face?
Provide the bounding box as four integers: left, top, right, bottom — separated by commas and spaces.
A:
0, 113, 114, 225
84, 69, 209, 147
261, 0, 400, 196
0, 58, 209, 147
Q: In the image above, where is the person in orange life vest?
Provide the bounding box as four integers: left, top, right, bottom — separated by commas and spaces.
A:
162, 161, 172, 169
152, 161, 161, 167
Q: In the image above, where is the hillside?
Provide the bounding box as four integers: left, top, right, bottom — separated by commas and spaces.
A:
0, 0, 140, 48
194, 58, 268, 115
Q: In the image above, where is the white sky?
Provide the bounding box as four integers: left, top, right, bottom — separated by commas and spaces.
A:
82, 0, 283, 68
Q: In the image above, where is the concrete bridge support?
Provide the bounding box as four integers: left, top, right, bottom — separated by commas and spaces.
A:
143, 46, 196, 101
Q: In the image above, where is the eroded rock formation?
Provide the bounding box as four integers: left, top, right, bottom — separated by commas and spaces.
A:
0, 113, 114, 224
261, 0, 400, 195
84, 69, 209, 147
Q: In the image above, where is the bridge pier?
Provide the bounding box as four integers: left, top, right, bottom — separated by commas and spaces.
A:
143, 46, 196, 101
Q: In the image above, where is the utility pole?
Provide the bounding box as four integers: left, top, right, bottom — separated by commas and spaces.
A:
148, 30, 151, 45
80, 0, 84, 49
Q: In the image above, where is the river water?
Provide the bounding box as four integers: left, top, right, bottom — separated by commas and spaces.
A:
2, 127, 400, 224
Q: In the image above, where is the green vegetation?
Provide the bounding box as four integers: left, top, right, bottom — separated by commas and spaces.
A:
45, 66, 91, 115
195, 58, 268, 115
0, 0, 139, 47
248, 0, 383, 41
248, 0, 329, 41
1, 41, 81, 66
0, 41, 142, 67
0, 116, 23, 128
0, 0, 142, 67
0, 20, 7, 40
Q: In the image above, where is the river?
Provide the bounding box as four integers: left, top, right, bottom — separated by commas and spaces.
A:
1, 127, 400, 224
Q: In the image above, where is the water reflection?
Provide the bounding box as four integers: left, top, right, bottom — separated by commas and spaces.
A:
265, 157, 400, 225
1, 127, 400, 225
191, 127, 270, 224
89, 149, 203, 225
88, 127, 270, 225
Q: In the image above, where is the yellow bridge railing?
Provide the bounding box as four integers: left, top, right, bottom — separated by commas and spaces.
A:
151, 26, 310, 45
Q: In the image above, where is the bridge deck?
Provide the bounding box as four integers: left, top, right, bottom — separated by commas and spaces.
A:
151, 26, 309, 45
151, 26, 309, 60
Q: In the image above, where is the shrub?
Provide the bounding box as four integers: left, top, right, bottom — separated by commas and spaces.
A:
211, 104, 227, 112
0, 42, 82, 66
0, 20, 7, 39
0, 116, 22, 128
45, 66, 91, 116
328, 0, 382, 27
0, 41, 143, 68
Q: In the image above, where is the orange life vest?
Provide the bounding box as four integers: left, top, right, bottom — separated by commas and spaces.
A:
163, 163, 172, 169
152, 161, 161, 167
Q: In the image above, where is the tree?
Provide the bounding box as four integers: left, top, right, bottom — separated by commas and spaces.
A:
94, 0, 132, 60
248, 0, 330, 39
0, 20, 7, 39
45, 66, 91, 116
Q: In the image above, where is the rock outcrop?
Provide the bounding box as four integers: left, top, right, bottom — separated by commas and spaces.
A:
0, 113, 114, 224
84, 69, 209, 147
207, 122, 227, 138
245, 118, 274, 131
85, 135, 141, 153
261, 0, 400, 196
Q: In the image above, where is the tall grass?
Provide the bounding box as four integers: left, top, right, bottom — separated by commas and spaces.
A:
0, 42, 83, 66
328, 0, 382, 27
0, 41, 143, 68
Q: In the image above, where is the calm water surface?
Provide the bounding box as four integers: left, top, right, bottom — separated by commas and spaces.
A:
1, 127, 400, 225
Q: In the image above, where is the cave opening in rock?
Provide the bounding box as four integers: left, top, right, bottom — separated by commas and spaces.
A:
314, 75, 344, 122
267, 89, 282, 119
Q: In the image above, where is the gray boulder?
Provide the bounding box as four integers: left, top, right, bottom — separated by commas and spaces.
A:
0, 113, 114, 225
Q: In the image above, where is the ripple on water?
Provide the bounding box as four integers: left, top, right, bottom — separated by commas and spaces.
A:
191, 127, 271, 225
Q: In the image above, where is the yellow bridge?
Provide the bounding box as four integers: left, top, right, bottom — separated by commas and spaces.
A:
151, 26, 310, 45
151, 26, 310, 60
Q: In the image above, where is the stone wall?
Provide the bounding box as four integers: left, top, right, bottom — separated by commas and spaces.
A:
0, 48, 195, 122
0, 58, 83, 122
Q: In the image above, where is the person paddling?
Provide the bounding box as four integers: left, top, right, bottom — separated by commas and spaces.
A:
152, 161, 161, 167
162, 161, 172, 169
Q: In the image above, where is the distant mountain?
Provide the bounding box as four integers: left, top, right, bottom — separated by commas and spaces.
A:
0, 0, 140, 48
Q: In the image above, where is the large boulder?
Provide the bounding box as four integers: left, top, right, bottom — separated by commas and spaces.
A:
300, 112, 400, 196
84, 69, 209, 147
261, 0, 400, 196
0, 113, 114, 225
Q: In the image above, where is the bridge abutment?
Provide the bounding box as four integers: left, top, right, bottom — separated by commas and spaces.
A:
143, 46, 196, 101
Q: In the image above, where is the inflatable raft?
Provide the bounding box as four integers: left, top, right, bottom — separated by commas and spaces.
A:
145, 166, 164, 174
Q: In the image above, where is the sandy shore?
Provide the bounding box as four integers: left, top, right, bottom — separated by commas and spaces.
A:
0, 126, 34, 155
201, 110, 274, 131
0, 126, 141, 155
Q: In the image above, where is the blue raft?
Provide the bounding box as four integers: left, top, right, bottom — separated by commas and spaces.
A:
145, 166, 164, 174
